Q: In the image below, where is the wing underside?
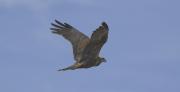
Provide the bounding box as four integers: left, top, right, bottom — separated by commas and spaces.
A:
80, 22, 109, 62
50, 20, 90, 62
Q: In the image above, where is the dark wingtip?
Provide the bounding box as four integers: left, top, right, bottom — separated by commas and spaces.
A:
54, 19, 58, 21
57, 69, 64, 71
54, 19, 65, 26
54, 19, 60, 23
51, 30, 57, 34
64, 23, 73, 28
102, 21, 109, 30
51, 23, 63, 28
50, 28, 58, 31
51, 23, 56, 26
50, 28, 59, 34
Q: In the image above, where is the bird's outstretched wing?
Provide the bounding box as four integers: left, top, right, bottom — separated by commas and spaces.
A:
81, 22, 109, 61
50, 20, 90, 62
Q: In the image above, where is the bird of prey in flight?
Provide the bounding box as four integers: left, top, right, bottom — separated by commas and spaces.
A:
50, 20, 109, 71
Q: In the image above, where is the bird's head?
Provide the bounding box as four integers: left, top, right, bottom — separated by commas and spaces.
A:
100, 57, 107, 63
95, 57, 107, 66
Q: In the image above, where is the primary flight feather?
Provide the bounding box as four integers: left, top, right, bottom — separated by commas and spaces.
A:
50, 20, 109, 71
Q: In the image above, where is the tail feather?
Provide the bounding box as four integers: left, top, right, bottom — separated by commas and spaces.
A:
58, 65, 77, 71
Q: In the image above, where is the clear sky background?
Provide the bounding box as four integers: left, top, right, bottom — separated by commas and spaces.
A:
0, 0, 180, 92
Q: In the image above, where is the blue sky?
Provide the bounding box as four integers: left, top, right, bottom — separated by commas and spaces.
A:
0, 0, 180, 92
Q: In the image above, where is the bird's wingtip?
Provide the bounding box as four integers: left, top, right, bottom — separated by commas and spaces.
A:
101, 21, 109, 30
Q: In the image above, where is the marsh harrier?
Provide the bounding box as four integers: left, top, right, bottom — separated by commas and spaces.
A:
50, 20, 109, 71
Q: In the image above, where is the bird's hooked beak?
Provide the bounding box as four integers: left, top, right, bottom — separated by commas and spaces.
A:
103, 59, 107, 63
101, 58, 107, 63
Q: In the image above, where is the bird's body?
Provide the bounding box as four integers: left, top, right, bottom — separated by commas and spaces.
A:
50, 20, 109, 71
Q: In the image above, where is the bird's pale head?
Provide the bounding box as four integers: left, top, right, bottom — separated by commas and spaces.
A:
95, 57, 107, 66
100, 57, 107, 63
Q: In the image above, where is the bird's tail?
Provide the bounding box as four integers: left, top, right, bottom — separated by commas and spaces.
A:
58, 65, 77, 71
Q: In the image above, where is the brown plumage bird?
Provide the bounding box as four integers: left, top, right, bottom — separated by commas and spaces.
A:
50, 20, 109, 71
